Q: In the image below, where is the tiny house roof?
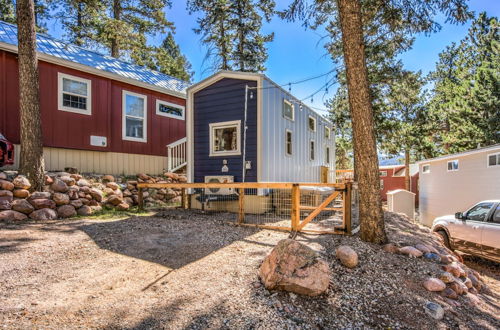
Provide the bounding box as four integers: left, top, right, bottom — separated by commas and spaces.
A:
417, 143, 500, 164
0, 21, 189, 98
188, 70, 333, 126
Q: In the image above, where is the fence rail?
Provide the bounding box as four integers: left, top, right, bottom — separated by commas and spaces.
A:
138, 182, 356, 235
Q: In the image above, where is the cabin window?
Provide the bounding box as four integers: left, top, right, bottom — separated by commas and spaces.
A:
209, 120, 241, 156
58, 73, 91, 115
488, 153, 500, 167
285, 130, 292, 156
310, 140, 315, 161
156, 100, 185, 120
325, 146, 330, 164
283, 99, 294, 121
325, 127, 331, 139
422, 164, 430, 173
122, 91, 147, 142
308, 116, 316, 132
447, 159, 459, 171
379, 171, 387, 177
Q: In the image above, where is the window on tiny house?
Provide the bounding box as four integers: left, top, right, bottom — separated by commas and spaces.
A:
209, 120, 241, 156
308, 116, 316, 132
325, 126, 331, 139
283, 99, 294, 120
58, 73, 91, 115
285, 130, 292, 156
488, 153, 500, 167
379, 170, 387, 177
310, 140, 315, 160
422, 164, 430, 173
156, 100, 185, 120
122, 91, 147, 142
447, 159, 459, 171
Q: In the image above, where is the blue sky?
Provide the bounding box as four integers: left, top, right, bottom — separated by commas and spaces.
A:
47, 0, 499, 114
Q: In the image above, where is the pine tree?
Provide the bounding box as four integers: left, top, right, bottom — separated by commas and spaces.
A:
131, 32, 194, 82
282, 0, 470, 244
2, 0, 52, 32
0, 0, 16, 24
188, 0, 275, 73
16, 0, 45, 191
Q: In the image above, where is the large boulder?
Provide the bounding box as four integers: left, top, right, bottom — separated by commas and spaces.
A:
0, 200, 11, 210
29, 191, 51, 201
107, 194, 123, 206
335, 245, 359, 268
77, 179, 91, 187
57, 205, 76, 218
13, 189, 30, 198
0, 210, 28, 221
12, 175, 31, 190
52, 192, 70, 206
259, 239, 331, 296
106, 182, 120, 190
399, 246, 423, 258
70, 199, 83, 209
0, 179, 14, 191
77, 205, 93, 216
423, 277, 446, 292
116, 202, 129, 211
60, 176, 76, 186
30, 208, 58, 220
89, 188, 103, 202
102, 175, 115, 183
51, 179, 69, 193
0, 190, 13, 202
11, 199, 35, 214
30, 198, 56, 210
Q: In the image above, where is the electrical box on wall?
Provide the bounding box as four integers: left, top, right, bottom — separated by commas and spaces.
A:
90, 135, 107, 147
245, 161, 252, 169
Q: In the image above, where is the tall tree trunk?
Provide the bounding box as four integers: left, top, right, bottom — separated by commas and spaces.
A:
17, 0, 45, 191
404, 148, 410, 190
111, 0, 120, 58
236, 1, 244, 71
75, 2, 83, 46
219, 19, 229, 70
337, 0, 386, 244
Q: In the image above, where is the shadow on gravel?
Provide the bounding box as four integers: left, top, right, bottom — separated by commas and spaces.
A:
78, 209, 261, 270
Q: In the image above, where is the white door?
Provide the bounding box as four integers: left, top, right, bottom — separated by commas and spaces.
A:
482, 204, 500, 262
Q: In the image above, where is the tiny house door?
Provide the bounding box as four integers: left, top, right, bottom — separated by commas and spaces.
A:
320, 166, 329, 183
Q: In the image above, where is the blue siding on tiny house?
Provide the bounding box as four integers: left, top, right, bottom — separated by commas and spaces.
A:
260, 78, 336, 182
193, 78, 258, 182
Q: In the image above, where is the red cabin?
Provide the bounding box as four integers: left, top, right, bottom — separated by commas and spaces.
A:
0, 21, 187, 175
379, 165, 419, 205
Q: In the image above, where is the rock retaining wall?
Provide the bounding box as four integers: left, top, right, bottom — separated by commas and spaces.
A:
0, 171, 185, 221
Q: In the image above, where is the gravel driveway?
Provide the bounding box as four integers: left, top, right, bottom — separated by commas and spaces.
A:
0, 210, 499, 329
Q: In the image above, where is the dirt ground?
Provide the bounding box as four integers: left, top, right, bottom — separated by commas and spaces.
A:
0, 210, 499, 329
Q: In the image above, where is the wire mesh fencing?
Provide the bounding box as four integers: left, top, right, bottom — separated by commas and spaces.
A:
137, 182, 356, 235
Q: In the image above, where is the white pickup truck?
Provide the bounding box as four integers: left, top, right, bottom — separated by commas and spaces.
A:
432, 200, 500, 263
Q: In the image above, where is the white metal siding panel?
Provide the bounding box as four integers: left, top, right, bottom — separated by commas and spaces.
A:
260, 78, 336, 182
419, 148, 500, 226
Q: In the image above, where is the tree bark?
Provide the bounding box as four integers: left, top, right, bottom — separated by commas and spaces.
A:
337, 0, 387, 243
111, 0, 120, 58
404, 148, 410, 190
17, 0, 45, 191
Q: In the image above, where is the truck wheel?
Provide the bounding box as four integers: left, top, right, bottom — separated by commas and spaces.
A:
436, 230, 452, 250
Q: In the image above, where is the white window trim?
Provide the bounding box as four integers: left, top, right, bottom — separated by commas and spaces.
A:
325, 146, 331, 164
308, 115, 317, 132
209, 120, 241, 157
422, 164, 431, 174
57, 72, 92, 115
285, 129, 293, 157
122, 90, 147, 143
379, 171, 387, 177
283, 99, 294, 121
487, 152, 500, 168
325, 126, 331, 139
447, 159, 459, 172
156, 99, 185, 120
310, 139, 315, 161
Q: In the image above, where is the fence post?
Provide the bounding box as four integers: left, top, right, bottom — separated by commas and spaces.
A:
343, 182, 352, 234
138, 187, 144, 210
238, 188, 245, 224
291, 184, 300, 231
181, 188, 189, 209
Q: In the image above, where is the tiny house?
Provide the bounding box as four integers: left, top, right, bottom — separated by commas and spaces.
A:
379, 164, 419, 204
186, 71, 335, 185
0, 21, 188, 175
418, 144, 500, 226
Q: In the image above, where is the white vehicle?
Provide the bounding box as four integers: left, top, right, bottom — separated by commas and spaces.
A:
432, 200, 500, 263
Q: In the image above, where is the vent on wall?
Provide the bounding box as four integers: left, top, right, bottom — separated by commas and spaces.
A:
90, 135, 107, 147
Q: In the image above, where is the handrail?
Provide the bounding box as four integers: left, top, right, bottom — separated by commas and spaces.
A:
167, 137, 187, 148
167, 137, 187, 172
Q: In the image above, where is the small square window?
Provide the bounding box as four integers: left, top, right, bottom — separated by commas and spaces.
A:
488, 153, 500, 167
422, 164, 430, 173
285, 130, 292, 156
308, 116, 316, 132
156, 100, 185, 120
325, 127, 331, 139
209, 120, 241, 156
310, 140, 315, 161
379, 171, 387, 177
283, 99, 294, 121
58, 73, 91, 115
447, 159, 459, 171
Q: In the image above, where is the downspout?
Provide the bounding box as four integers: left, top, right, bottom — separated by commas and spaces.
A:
242, 85, 248, 182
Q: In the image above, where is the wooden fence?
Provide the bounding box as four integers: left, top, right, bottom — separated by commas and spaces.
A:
137, 182, 354, 235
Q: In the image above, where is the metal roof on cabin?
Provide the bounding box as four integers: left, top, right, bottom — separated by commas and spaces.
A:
0, 21, 189, 95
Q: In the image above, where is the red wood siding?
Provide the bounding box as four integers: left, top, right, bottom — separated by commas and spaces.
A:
0, 50, 185, 157
380, 166, 419, 205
